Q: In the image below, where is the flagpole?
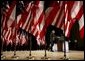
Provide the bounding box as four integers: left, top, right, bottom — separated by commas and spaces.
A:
29, 35, 31, 56
60, 2, 69, 60
26, 33, 34, 59
26, 21, 34, 60
41, 43, 50, 60
1, 35, 6, 59
62, 35, 69, 60
44, 44, 47, 59
60, 20, 69, 60
41, 2, 50, 59
26, 2, 34, 60
63, 3, 69, 60
11, 3, 19, 59
1, 7, 6, 59
60, 33, 70, 60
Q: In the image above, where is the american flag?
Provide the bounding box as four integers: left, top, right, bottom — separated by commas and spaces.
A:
1, 1, 84, 46
39, 1, 64, 45
16, 1, 30, 46
1, 0, 16, 46
65, 1, 84, 40
30, 1, 45, 45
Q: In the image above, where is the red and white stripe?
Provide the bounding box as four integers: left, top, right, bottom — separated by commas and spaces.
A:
78, 14, 84, 39
76, 1, 84, 39
16, 2, 33, 45
19, 34, 27, 46
3, 1, 16, 45
29, 1, 45, 45
16, 1, 33, 30
65, 1, 84, 39
55, 1, 65, 30
39, 1, 63, 45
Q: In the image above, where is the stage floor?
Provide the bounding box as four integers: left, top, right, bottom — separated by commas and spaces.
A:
1, 50, 84, 60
